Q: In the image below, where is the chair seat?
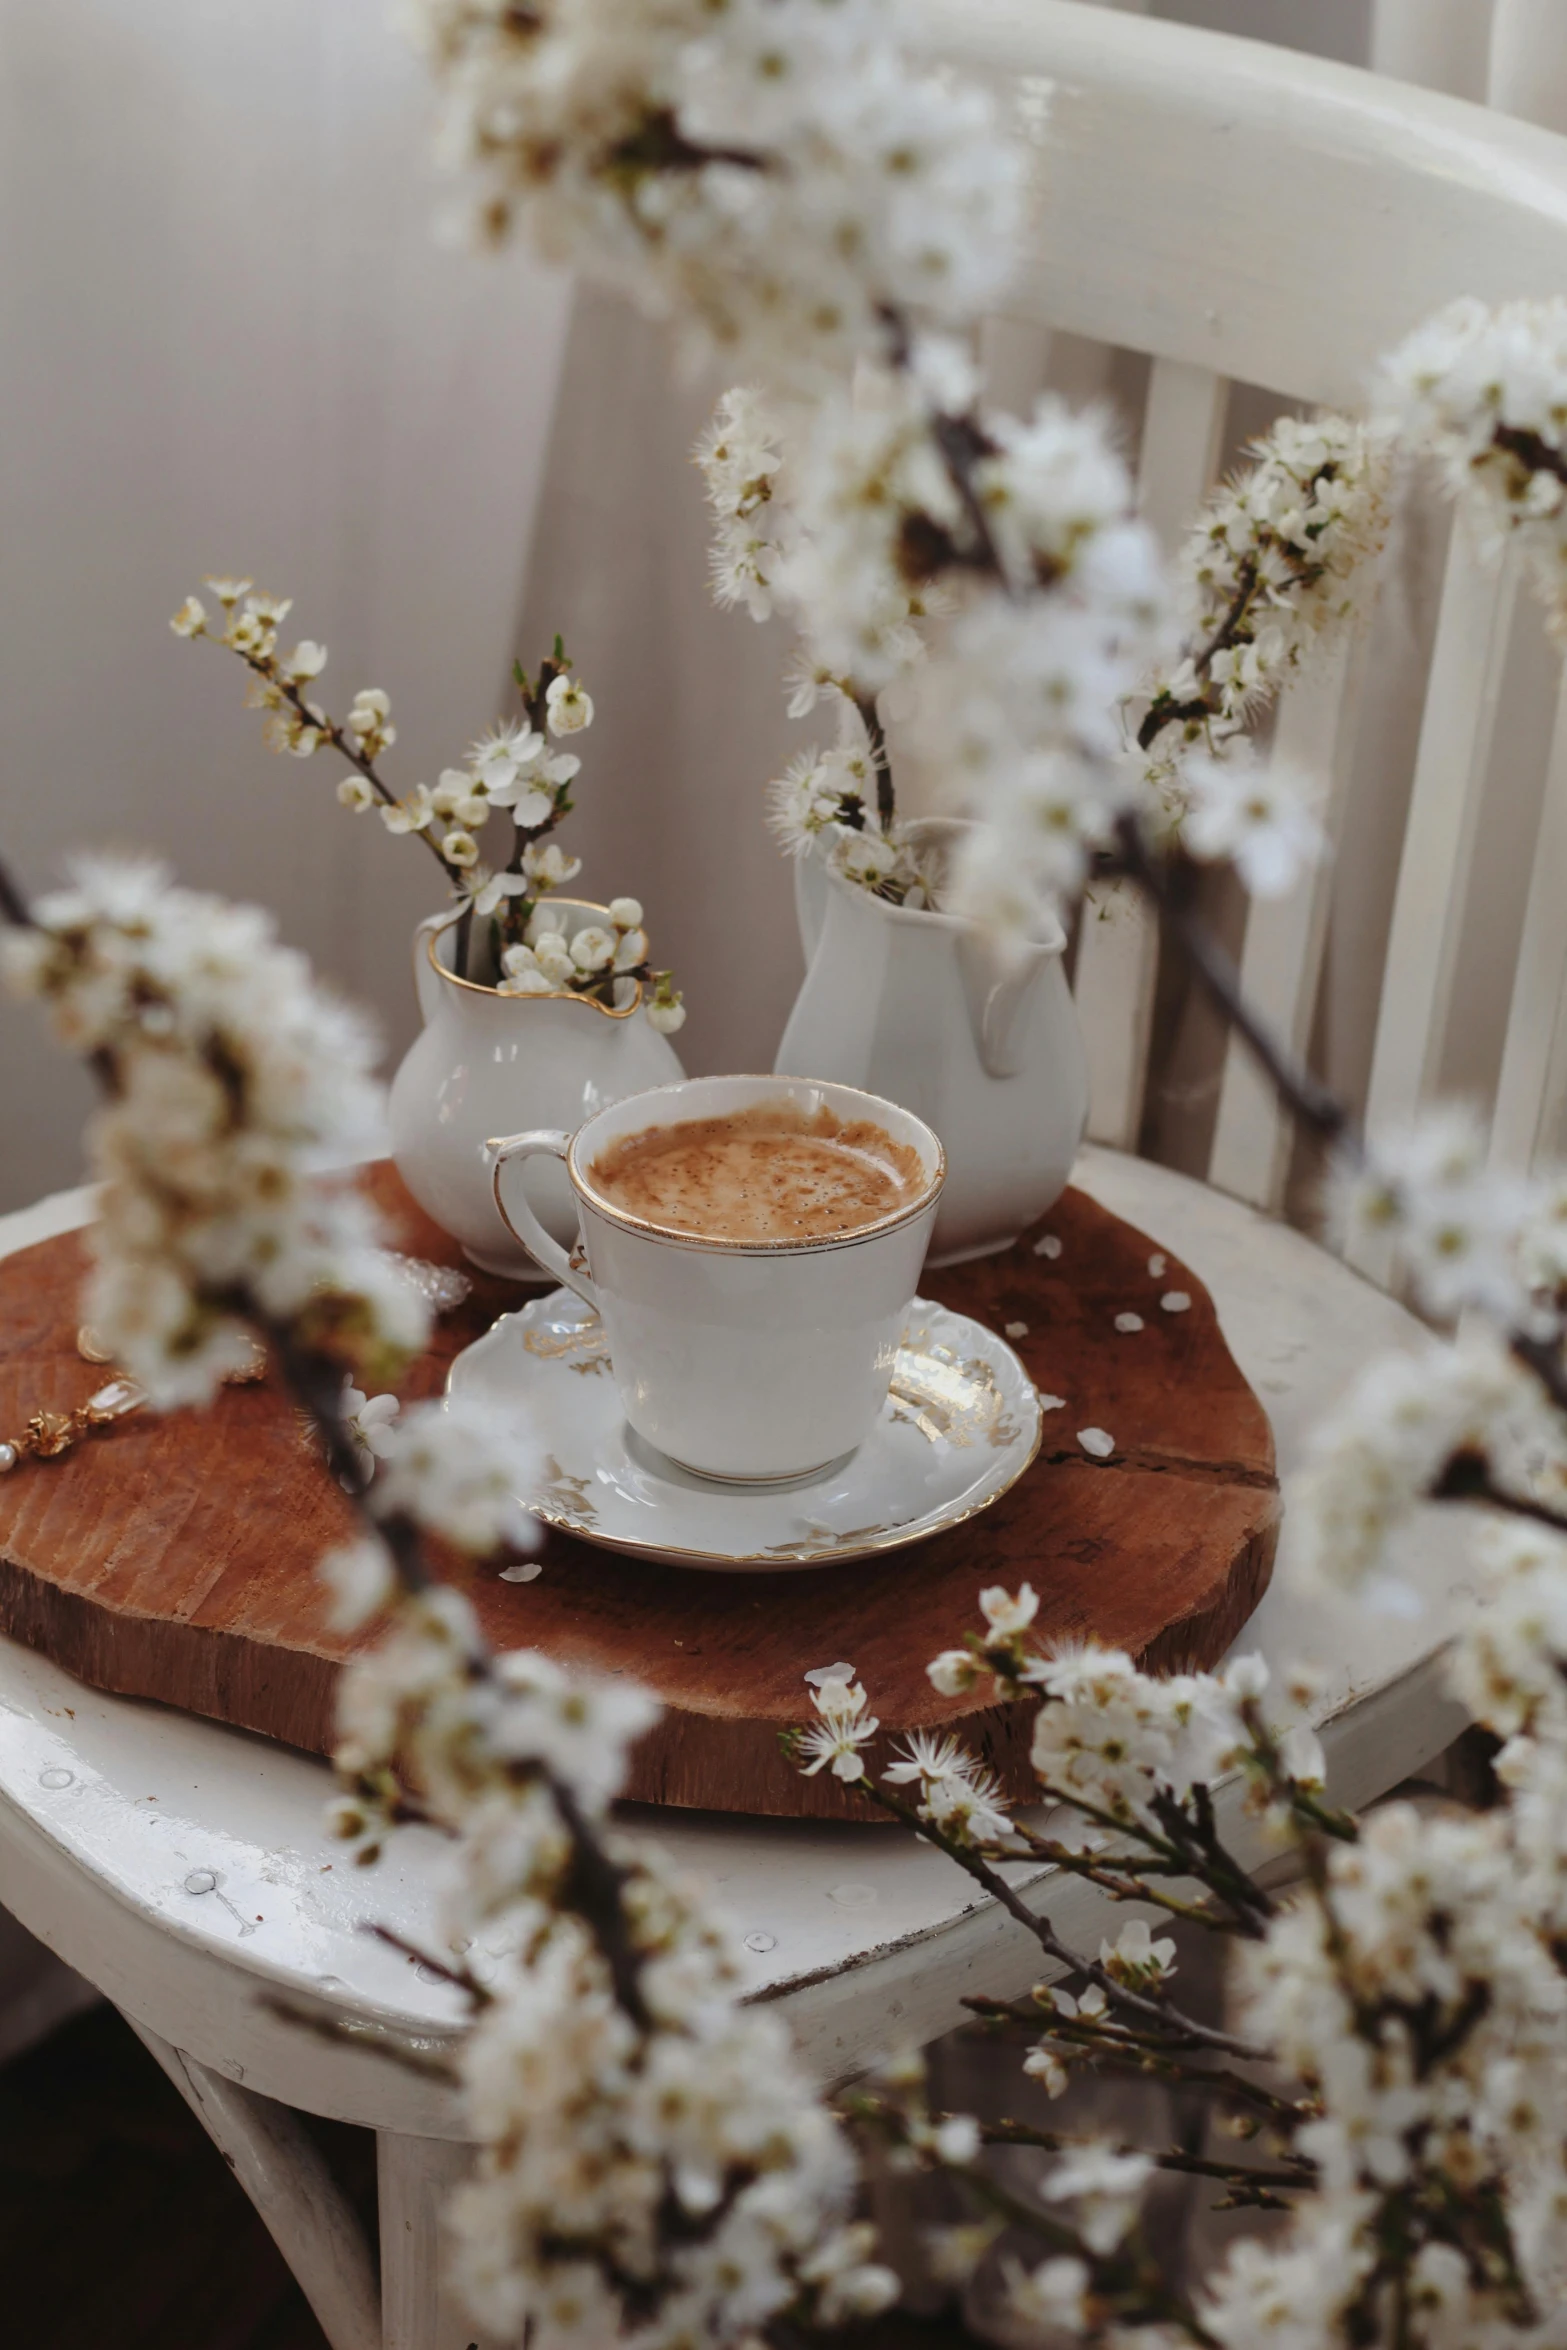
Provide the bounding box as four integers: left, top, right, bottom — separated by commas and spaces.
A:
0, 1153, 1471, 2128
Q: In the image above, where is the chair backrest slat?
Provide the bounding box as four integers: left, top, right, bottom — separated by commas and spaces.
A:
1490, 664, 1567, 1172
1348, 521, 1522, 1282
1076, 355, 1227, 1150
1208, 628, 1365, 1210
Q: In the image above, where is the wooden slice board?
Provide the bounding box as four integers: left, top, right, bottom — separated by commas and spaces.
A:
0, 1165, 1277, 1822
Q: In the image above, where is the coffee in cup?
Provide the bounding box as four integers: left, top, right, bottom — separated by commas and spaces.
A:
586, 1099, 927, 1246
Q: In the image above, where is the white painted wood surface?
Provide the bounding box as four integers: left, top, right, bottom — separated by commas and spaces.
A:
131, 2020, 382, 2350
918, 0, 1567, 408
1489, 0, 1567, 128
1352, 528, 1522, 1281
379, 2133, 504, 2350
1371, 0, 1494, 98
1490, 666, 1567, 1173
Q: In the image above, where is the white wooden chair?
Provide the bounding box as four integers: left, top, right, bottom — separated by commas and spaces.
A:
5, 9, 1567, 2344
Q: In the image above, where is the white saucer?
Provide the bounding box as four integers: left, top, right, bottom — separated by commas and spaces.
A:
445, 1290, 1043, 1571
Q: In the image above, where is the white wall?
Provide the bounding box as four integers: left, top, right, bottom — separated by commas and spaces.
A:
0, 0, 572, 1210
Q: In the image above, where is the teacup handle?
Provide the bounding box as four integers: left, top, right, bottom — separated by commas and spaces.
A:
485, 1129, 600, 1312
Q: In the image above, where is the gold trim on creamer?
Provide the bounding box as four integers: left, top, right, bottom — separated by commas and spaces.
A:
420, 905, 644, 1017
565, 1075, 947, 1257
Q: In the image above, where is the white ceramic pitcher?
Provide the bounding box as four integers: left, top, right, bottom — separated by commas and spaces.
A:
774, 819, 1088, 1265
388, 904, 684, 1277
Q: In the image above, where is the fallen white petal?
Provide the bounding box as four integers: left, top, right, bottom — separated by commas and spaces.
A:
805, 1662, 857, 1686
1034, 1234, 1063, 1259
1160, 1291, 1192, 1314
1036, 1391, 1066, 1411
1147, 1253, 1167, 1278
1114, 1312, 1144, 1334
1005, 1320, 1029, 1340
1077, 1427, 1115, 1459
499, 1561, 542, 1583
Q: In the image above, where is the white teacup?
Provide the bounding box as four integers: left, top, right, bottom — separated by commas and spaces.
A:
486, 1074, 945, 1482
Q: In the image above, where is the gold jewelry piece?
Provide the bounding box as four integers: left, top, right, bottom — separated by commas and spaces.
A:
0, 1376, 144, 1474
0, 1329, 269, 1476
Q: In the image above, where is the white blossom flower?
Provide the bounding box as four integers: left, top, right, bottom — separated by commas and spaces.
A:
1100, 1917, 1177, 1987
646, 973, 686, 1034
381, 784, 436, 836
522, 840, 582, 891
469, 722, 543, 792
281, 639, 328, 683
532, 934, 577, 988
1330, 1108, 1544, 1325
372, 1394, 540, 1556
1039, 2139, 1154, 2255
343, 1383, 400, 1473
607, 896, 643, 930
318, 1534, 395, 1633
441, 829, 480, 869
336, 776, 374, 814
345, 687, 395, 757
170, 596, 207, 639
545, 673, 593, 735
926, 1648, 982, 1697
979, 1583, 1038, 1637
432, 767, 476, 819
467, 867, 531, 921
1381, 296, 1567, 635
203, 575, 253, 606
796, 1674, 879, 1781
1003, 2255, 1089, 2332
568, 924, 615, 973
612, 926, 649, 971
1180, 744, 1323, 897
882, 1729, 1013, 1844
1021, 2043, 1071, 2097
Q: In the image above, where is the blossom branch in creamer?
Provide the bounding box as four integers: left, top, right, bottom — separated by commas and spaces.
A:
172, 585, 686, 1031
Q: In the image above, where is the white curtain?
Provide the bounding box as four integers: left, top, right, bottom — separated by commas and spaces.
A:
0, 0, 572, 1211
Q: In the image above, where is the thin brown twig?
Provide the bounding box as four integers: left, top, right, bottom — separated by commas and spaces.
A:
966, 2112, 1314, 2196
860, 1779, 1269, 2061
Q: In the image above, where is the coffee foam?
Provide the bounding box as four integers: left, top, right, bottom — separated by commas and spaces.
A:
587, 1099, 926, 1244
